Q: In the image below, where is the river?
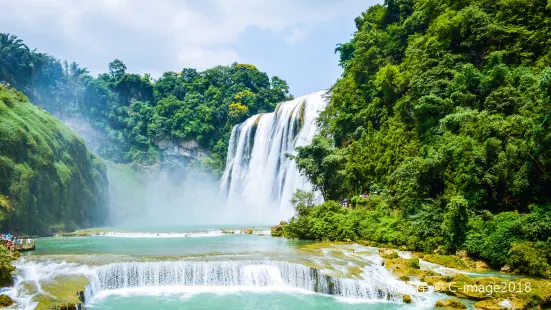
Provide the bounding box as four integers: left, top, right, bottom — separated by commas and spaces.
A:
6, 226, 466, 309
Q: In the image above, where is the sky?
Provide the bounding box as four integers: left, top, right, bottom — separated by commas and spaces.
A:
0, 0, 381, 97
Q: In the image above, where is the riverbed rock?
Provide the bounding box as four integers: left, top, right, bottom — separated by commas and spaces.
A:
435, 298, 467, 309
475, 260, 490, 270
34, 274, 88, 310
402, 294, 412, 303
500, 265, 512, 272
473, 297, 529, 310
270, 221, 287, 237
379, 248, 396, 256
0, 294, 14, 307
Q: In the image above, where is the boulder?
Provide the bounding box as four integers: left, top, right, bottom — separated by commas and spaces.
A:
435, 298, 467, 309
402, 294, 413, 303
474, 298, 528, 310
0, 294, 14, 307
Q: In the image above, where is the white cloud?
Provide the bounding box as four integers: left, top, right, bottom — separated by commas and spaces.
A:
285, 28, 308, 44
177, 47, 242, 70
0, 0, 372, 73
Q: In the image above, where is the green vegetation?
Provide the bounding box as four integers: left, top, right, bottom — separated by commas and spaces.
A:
0, 245, 14, 286
0, 33, 292, 173
288, 0, 551, 278
0, 86, 108, 234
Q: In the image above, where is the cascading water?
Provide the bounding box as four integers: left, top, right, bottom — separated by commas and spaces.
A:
220, 91, 328, 215
83, 260, 407, 303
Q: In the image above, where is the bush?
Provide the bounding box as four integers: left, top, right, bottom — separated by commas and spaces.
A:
507, 242, 551, 278
407, 258, 420, 269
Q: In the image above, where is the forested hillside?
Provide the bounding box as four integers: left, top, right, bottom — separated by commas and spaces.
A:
0, 86, 109, 234
288, 0, 551, 277
0, 34, 292, 172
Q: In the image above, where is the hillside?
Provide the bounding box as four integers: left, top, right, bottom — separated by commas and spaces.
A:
0, 33, 292, 173
0, 86, 109, 234
287, 0, 551, 278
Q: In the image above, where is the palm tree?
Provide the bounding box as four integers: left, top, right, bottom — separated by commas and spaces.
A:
0, 33, 31, 87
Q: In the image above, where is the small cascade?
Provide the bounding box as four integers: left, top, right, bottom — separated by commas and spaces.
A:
83, 260, 402, 303
220, 91, 328, 216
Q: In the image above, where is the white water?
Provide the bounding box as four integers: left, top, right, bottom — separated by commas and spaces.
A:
220, 91, 328, 217
11, 259, 420, 308
83, 260, 408, 303
94, 229, 271, 238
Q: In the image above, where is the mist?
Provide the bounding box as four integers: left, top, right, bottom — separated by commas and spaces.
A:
106, 162, 286, 228
62, 116, 287, 228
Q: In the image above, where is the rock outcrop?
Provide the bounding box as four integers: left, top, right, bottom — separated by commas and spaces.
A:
155, 139, 209, 162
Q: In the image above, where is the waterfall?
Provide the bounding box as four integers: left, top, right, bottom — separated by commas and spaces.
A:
83, 260, 404, 302
220, 91, 327, 215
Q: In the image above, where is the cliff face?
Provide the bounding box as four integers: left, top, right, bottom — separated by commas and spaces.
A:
154, 139, 210, 163
0, 87, 109, 234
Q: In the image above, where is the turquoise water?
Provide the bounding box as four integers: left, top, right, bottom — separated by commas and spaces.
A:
13, 227, 467, 309
88, 291, 406, 310
26, 234, 305, 257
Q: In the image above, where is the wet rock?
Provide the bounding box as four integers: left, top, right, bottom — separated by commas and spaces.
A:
500, 265, 512, 273
474, 298, 528, 310
0, 294, 14, 307
402, 294, 412, 303
435, 298, 467, 309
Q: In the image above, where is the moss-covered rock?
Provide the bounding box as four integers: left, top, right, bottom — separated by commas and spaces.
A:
431, 274, 551, 308
473, 298, 528, 310
383, 256, 437, 279
32, 275, 88, 310
0, 87, 109, 234
271, 221, 287, 237
420, 253, 489, 271
435, 298, 467, 309
0, 294, 14, 307
402, 294, 412, 303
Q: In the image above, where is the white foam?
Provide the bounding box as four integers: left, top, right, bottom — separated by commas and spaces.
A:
93, 229, 271, 238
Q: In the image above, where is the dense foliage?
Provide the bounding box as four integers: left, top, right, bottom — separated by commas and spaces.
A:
0, 33, 292, 172
291, 0, 551, 277
0, 245, 14, 286
0, 86, 109, 234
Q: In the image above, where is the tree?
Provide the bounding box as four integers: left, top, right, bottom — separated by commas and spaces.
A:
108, 59, 127, 79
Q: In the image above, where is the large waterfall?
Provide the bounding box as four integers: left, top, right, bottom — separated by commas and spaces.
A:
220, 91, 327, 215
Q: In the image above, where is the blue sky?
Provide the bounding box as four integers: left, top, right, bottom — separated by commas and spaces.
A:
0, 0, 381, 97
